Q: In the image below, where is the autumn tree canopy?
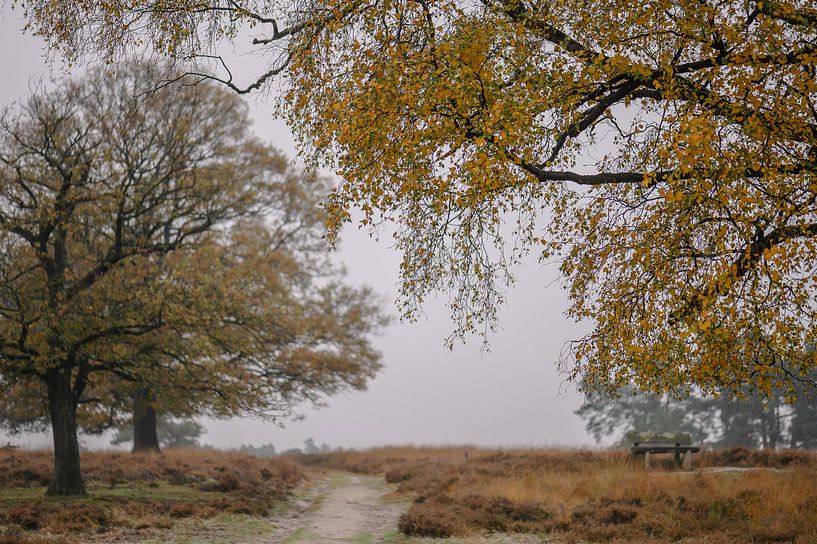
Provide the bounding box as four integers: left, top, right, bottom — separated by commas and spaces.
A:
0, 61, 386, 494
14, 0, 817, 399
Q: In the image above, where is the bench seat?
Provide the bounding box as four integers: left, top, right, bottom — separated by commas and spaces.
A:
626, 432, 700, 470
630, 444, 701, 454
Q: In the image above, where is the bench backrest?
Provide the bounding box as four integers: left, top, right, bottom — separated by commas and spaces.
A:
626, 432, 692, 445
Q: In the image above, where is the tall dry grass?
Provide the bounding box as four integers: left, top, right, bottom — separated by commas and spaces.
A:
295, 446, 817, 542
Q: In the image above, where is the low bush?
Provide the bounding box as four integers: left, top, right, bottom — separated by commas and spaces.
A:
0, 449, 304, 538
399, 494, 553, 537
0, 448, 302, 496
0, 531, 75, 544
698, 447, 817, 468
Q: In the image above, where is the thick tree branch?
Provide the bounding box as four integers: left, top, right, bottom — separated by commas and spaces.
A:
520, 161, 812, 187
757, 0, 817, 27
672, 221, 817, 323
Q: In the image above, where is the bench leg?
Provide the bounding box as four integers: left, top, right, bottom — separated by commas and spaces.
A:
682, 451, 693, 471
674, 449, 681, 466
644, 451, 651, 469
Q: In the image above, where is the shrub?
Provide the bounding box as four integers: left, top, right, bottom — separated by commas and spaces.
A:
0, 449, 304, 538
296, 446, 817, 543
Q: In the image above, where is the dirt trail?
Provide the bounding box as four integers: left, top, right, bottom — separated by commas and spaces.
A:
259, 473, 406, 544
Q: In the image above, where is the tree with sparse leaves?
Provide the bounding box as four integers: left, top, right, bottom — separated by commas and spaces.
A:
575, 386, 718, 446
790, 371, 817, 448
577, 379, 817, 449
0, 61, 386, 495
14, 0, 817, 400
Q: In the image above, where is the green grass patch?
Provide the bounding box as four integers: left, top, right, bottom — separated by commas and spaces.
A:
0, 481, 226, 504
280, 527, 314, 544
109, 513, 277, 544
349, 530, 374, 543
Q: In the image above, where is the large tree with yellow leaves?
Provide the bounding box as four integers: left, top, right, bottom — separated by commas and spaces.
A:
14, 0, 817, 398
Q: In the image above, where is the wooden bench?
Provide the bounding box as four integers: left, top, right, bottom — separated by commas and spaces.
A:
627, 432, 700, 470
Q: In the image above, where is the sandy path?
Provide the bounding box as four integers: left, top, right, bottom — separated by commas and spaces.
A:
259, 473, 405, 543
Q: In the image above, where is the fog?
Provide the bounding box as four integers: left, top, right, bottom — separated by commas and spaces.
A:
0, 8, 593, 452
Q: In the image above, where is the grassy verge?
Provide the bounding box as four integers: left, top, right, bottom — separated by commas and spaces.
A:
0, 449, 304, 544
294, 446, 817, 543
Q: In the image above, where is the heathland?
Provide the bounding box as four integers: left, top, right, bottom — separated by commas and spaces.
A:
2, 446, 817, 543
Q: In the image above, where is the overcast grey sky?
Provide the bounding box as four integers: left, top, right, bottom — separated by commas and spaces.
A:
0, 7, 594, 452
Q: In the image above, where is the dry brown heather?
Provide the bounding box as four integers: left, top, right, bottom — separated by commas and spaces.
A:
294, 446, 817, 543
0, 448, 302, 544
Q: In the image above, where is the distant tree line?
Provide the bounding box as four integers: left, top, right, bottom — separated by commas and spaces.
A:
576, 374, 817, 450
107, 416, 334, 458
233, 437, 331, 457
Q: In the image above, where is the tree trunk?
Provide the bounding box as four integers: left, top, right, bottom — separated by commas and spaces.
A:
770, 403, 781, 450
132, 388, 160, 453
46, 368, 86, 496
760, 410, 770, 449
791, 407, 800, 449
